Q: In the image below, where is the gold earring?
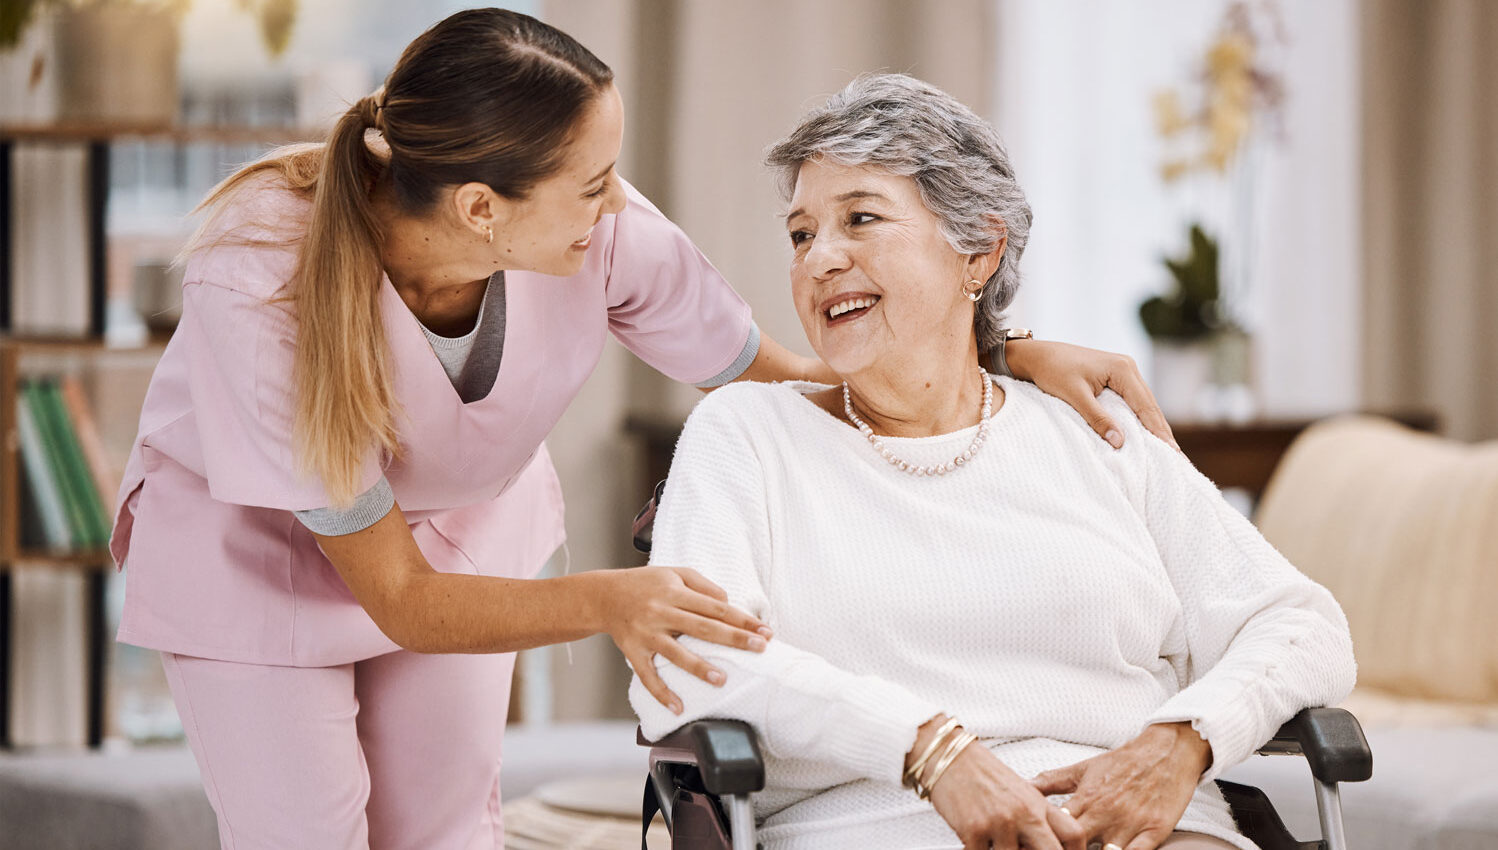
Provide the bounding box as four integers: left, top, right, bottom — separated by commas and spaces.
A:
964, 278, 983, 302
484, 226, 494, 245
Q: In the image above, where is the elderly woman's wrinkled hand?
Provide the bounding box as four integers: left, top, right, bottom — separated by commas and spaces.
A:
1004, 339, 1179, 452
1030, 722, 1212, 850
928, 744, 1086, 850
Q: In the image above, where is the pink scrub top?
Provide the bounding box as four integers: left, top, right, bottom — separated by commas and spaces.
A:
109, 177, 753, 667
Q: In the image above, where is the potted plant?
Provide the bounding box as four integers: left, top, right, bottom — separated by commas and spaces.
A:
1144, 0, 1284, 421
1, 0, 296, 125
1139, 223, 1230, 418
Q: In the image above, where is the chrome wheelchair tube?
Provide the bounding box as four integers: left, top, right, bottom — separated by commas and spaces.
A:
1313, 779, 1348, 850
727, 794, 756, 850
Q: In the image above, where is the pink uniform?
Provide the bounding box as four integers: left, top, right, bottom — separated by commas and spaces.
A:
109, 176, 753, 849
110, 177, 753, 664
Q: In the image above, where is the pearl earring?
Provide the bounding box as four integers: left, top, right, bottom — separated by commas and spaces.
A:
964, 278, 983, 302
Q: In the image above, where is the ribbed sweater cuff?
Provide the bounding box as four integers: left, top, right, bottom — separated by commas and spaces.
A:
824, 680, 943, 785
1145, 677, 1260, 783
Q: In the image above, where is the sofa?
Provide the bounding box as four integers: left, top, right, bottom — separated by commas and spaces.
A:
1218, 415, 1498, 850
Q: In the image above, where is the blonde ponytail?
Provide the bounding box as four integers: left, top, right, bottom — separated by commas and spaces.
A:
288, 95, 402, 508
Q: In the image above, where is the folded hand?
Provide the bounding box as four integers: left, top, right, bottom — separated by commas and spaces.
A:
1030, 722, 1211, 850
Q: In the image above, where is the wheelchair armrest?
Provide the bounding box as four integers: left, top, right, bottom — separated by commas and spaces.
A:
631, 479, 669, 555
638, 720, 766, 796
1255, 707, 1372, 784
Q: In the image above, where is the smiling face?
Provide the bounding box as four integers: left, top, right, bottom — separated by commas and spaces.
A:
787, 159, 982, 378
465, 83, 627, 277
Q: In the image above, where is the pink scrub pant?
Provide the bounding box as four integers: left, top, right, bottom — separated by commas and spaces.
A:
162, 649, 516, 850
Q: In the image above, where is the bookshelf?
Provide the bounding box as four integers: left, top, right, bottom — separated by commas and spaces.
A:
0, 123, 316, 749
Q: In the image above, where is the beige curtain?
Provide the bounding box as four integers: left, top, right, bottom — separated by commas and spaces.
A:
1362, 0, 1498, 440
549, 0, 992, 415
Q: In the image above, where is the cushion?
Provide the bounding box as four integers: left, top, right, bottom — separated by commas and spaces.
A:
1255, 416, 1498, 703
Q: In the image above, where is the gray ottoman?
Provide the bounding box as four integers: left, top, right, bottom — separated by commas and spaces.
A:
0, 747, 217, 850
0, 722, 646, 850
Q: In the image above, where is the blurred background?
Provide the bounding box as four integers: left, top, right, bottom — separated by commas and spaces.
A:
0, 0, 1493, 846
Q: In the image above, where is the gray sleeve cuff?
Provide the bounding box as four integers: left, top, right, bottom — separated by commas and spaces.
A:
294, 476, 395, 536
694, 323, 762, 388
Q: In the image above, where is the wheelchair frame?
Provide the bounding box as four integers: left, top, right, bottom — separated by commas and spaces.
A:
641, 708, 1371, 850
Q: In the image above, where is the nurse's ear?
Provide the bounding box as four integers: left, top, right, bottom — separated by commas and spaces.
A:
449, 181, 512, 243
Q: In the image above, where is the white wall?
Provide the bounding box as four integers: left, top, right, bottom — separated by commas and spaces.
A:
992, 0, 1361, 418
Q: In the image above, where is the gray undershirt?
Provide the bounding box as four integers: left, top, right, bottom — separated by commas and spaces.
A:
294, 273, 506, 536
294, 271, 761, 537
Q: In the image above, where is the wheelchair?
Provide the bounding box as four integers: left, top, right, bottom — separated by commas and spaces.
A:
630, 482, 1373, 850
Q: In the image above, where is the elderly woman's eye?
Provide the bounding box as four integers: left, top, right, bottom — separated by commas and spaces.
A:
789, 230, 813, 246
850, 212, 880, 226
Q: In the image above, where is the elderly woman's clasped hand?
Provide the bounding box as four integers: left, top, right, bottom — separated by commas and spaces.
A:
910, 715, 1212, 850
919, 735, 1087, 849
1031, 722, 1214, 850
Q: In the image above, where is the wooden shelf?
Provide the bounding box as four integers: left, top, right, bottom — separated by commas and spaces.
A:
1, 550, 113, 571
0, 123, 322, 146
1, 335, 170, 356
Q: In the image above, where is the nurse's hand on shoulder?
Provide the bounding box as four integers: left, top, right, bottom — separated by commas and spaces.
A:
594, 566, 773, 713
1002, 338, 1180, 452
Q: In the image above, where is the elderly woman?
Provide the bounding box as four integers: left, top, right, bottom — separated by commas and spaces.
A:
629, 74, 1356, 850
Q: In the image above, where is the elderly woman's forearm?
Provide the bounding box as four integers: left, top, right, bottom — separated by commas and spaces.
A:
633, 635, 941, 784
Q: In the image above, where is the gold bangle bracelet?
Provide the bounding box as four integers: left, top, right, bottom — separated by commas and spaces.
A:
921, 731, 978, 799
903, 718, 960, 789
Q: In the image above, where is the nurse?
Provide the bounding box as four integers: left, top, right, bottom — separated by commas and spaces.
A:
110, 8, 1174, 849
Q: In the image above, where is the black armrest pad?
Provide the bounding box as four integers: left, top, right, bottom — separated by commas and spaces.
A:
1257, 707, 1372, 784
638, 720, 766, 796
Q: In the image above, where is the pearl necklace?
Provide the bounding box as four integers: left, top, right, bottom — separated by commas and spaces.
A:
842, 369, 993, 477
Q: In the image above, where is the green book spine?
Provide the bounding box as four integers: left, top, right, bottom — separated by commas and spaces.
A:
42, 380, 112, 548
25, 381, 89, 548
15, 382, 72, 548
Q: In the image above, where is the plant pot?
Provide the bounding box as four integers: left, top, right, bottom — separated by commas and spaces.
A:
53, 5, 180, 126
1149, 339, 1214, 420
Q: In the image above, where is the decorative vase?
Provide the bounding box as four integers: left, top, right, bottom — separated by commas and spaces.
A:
1149, 339, 1214, 421
53, 5, 180, 126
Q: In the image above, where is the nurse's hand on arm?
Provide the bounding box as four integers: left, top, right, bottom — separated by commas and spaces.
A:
733, 331, 1177, 451
312, 504, 771, 712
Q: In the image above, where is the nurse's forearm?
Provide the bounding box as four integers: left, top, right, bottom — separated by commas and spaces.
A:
315, 502, 608, 653
726, 329, 837, 386
391, 571, 609, 654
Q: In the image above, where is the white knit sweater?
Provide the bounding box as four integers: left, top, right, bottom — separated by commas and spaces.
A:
630, 377, 1356, 850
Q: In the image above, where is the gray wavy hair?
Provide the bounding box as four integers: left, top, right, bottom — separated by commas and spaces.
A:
766, 73, 1031, 353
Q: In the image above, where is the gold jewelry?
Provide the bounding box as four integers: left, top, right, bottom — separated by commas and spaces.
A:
903, 718, 960, 791
483, 225, 494, 244
962, 278, 984, 302
921, 731, 978, 799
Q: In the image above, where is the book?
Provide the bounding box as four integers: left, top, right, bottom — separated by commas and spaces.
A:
15, 381, 72, 549
59, 375, 121, 523
27, 380, 90, 547
36, 379, 111, 548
